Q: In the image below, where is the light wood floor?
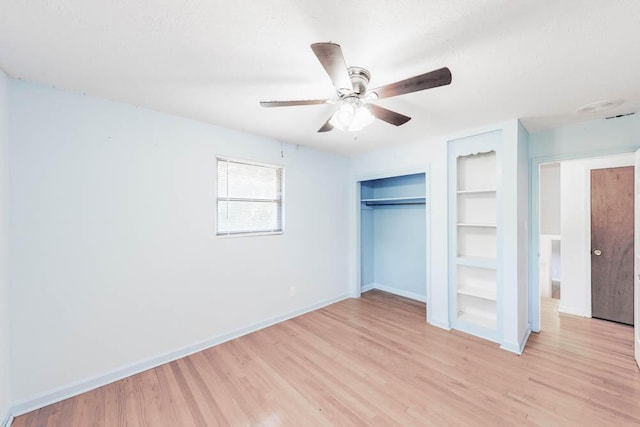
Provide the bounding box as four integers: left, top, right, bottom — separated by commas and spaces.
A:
14, 290, 640, 426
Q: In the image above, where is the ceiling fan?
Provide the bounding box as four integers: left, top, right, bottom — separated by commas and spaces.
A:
260, 42, 452, 133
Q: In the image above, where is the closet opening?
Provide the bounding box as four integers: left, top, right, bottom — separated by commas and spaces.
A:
359, 172, 428, 307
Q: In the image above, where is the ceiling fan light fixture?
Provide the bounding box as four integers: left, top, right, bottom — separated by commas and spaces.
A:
260, 42, 452, 133
329, 98, 374, 132
352, 103, 375, 131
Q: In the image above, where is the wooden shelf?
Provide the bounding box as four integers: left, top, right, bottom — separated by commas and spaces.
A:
458, 310, 497, 330
361, 196, 425, 206
457, 223, 496, 228
456, 256, 496, 269
456, 189, 496, 194
458, 286, 497, 301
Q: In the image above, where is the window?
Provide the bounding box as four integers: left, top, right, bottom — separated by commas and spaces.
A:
216, 157, 284, 236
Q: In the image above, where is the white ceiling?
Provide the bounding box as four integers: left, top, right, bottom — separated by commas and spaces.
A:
1, 1, 639, 156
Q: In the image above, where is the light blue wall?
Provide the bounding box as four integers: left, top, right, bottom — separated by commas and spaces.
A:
530, 114, 640, 159
373, 204, 426, 297
8, 79, 352, 404
370, 174, 425, 199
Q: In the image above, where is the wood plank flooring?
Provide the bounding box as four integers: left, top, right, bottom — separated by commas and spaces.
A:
13, 290, 640, 426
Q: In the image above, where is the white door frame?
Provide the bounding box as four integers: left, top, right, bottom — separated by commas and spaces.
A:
352, 165, 432, 320
557, 154, 634, 318
634, 149, 640, 368
529, 147, 638, 332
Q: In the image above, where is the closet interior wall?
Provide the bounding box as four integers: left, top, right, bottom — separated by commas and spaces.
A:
360, 173, 427, 302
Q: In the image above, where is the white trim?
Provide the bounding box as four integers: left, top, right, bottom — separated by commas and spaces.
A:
500, 328, 531, 355
362, 283, 427, 303
351, 180, 362, 298
215, 156, 285, 237
215, 155, 284, 169
428, 317, 452, 331
558, 304, 588, 317
2, 413, 13, 427
636, 148, 640, 369
215, 230, 283, 239
583, 161, 592, 317
9, 293, 349, 417
361, 283, 375, 293
424, 165, 433, 323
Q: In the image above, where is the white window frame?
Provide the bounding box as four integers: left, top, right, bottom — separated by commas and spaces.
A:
216, 156, 285, 237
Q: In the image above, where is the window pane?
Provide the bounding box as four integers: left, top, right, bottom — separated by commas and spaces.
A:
216, 157, 284, 235
226, 161, 281, 200
217, 201, 282, 234
217, 159, 228, 198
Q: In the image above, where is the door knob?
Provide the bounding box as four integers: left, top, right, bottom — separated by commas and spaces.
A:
593, 249, 602, 256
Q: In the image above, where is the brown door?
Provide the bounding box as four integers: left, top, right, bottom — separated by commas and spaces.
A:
591, 166, 634, 325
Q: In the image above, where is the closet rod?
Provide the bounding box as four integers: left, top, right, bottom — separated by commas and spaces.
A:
363, 200, 426, 206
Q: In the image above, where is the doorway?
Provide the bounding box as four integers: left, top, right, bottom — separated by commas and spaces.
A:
353, 166, 431, 321
538, 163, 561, 304
536, 153, 635, 331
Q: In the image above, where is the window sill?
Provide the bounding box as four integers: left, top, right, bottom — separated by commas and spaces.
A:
216, 231, 283, 239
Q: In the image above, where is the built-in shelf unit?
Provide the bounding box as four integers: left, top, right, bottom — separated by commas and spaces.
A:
448, 132, 501, 342
360, 173, 427, 303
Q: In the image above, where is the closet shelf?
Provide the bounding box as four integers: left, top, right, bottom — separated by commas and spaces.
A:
457, 286, 497, 301
456, 189, 496, 194
458, 310, 497, 330
361, 196, 425, 206
456, 256, 497, 269
456, 223, 497, 228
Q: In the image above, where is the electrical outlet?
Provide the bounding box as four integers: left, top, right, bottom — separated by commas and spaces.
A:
289, 286, 296, 297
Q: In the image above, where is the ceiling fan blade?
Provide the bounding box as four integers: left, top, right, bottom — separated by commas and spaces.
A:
369, 104, 411, 126
311, 43, 353, 92
370, 67, 452, 99
317, 117, 334, 132
260, 99, 328, 108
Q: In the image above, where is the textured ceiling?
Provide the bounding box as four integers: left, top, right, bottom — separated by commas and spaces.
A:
1, 1, 639, 155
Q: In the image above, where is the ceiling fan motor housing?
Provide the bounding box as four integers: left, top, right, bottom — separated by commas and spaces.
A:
347, 67, 370, 95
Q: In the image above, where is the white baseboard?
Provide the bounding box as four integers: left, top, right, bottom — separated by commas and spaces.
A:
558, 304, 588, 317
9, 293, 349, 417
2, 413, 13, 427
500, 329, 531, 355
428, 317, 451, 330
362, 283, 426, 303
360, 283, 375, 293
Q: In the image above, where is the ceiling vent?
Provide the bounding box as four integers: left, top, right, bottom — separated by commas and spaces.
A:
576, 99, 623, 114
